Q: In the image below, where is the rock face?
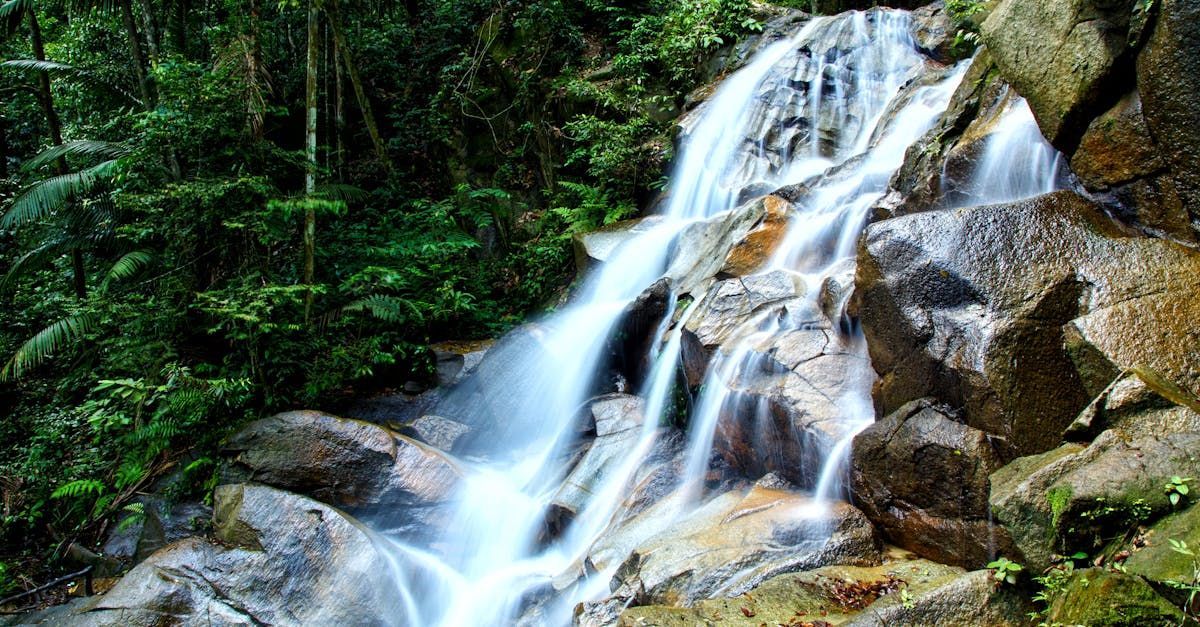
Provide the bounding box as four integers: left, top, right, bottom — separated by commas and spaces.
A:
846, 569, 1034, 626
223, 411, 460, 524
596, 485, 880, 608
572, 216, 664, 273
1125, 503, 1200, 605
850, 398, 1015, 568
979, 0, 1141, 148
719, 195, 795, 277
63, 484, 404, 626
855, 190, 1200, 457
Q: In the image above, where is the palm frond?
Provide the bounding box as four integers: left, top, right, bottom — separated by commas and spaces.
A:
1, 312, 100, 381
100, 250, 152, 291
1, 58, 77, 74
1, 159, 120, 229
22, 140, 130, 173
0, 238, 70, 293
0, 59, 142, 105
0, 0, 32, 26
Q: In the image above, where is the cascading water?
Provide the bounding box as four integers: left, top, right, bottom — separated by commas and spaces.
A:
380, 9, 1064, 627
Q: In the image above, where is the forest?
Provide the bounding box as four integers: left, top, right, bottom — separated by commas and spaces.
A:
0, 0, 769, 590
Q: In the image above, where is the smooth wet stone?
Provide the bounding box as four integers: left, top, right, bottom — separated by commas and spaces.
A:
600, 485, 881, 607
855, 191, 1200, 457
401, 414, 471, 452
572, 216, 664, 273
1047, 568, 1189, 626
720, 195, 796, 277
223, 410, 461, 520
58, 485, 404, 626
850, 398, 1017, 568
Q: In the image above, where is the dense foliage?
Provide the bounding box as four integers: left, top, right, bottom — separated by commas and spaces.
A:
0, 0, 768, 594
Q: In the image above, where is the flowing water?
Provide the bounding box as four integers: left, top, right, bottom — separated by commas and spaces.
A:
381, 9, 1062, 626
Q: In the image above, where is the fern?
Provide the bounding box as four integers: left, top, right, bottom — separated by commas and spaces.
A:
51, 479, 106, 500
344, 294, 423, 323
0, 312, 101, 381
115, 502, 146, 532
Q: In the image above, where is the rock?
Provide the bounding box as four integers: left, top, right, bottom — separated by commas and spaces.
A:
990, 428, 1200, 572
850, 398, 1015, 568
430, 339, 494, 388
610, 279, 672, 387
979, 0, 1141, 148
63, 484, 404, 626
855, 191, 1200, 457
1136, 0, 1200, 238
602, 486, 881, 607
1065, 369, 1200, 441
1064, 289, 1200, 400
223, 410, 460, 520
845, 569, 1034, 626
547, 394, 651, 534
664, 200, 767, 295
102, 497, 210, 567
572, 217, 664, 273
400, 414, 470, 452
910, 2, 955, 63
1126, 504, 1200, 591
1046, 568, 1189, 626
719, 195, 795, 276
616, 555, 963, 626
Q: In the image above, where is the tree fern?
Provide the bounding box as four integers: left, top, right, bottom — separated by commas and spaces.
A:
20, 140, 129, 173
0, 312, 100, 381
1, 159, 121, 229
50, 478, 105, 500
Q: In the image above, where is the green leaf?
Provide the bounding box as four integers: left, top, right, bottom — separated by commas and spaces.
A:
21, 140, 130, 173
0, 312, 100, 381
1178, 484, 1189, 495
100, 250, 153, 292
1, 159, 121, 229
51, 478, 105, 499
1170, 492, 1180, 506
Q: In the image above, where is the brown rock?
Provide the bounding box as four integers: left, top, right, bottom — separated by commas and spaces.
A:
720, 195, 795, 276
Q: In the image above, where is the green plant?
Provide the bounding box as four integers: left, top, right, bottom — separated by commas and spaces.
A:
1166, 476, 1192, 507
987, 557, 1023, 586
899, 586, 915, 609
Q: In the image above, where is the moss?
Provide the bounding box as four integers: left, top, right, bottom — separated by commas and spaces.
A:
1047, 485, 1073, 531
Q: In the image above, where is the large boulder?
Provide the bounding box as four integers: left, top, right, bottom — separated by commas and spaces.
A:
854, 190, 1200, 457
1125, 503, 1200, 606
979, 0, 1143, 149
845, 569, 1034, 626
223, 411, 461, 526
598, 484, 881, 608
61, 484, 404, 626
1046, 568, 1189, 626
990, 425, 1200, 572
850, 398, 1016, 568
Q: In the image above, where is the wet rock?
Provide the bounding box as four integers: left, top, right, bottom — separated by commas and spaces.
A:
1046, 568, 1188, 626
547, 394, 651, 534
850, 398, 1015, 568
980, 0, 1141, 148
62, 484, 403, 626
845, 569, 1034, 626
1065, 369, 1200, 441
855, 191, 1200, 457
610, 279, 672, 387
990, 427, 1200, 572
400, 414, 470, 452
601, 486, 881, 607
665, 200, 767, 295
223, 410, 460, 518
910, 1, 955, 63
430, 339, 493, 388
572, 217, 665, 274
1125, 504, 1200, 600
617, 556, 963, 626
719, 195, 795, 277
1136, 0, 1200, 238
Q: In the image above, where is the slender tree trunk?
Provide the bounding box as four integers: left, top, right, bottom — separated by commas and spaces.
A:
327, 0, 388, 165
333, 37, 345, 179
0, 115, 9, 179
173, 0, 188, 52
138, 0, 162, 64
303, 0, 318, 322
30, 12, 86, 299
118, 0, 155, 107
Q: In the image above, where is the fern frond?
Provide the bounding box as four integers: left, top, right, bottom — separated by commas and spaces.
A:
313, 183, 368, 203
0, 238, 69, 293
21, 140, 130, 173
0, 58, 77, 74
0, 312, 100, 381
1, 159, 121, 229
0, 60, 142, 105
343, 294, 422, 324
51, 478, 105, 499
100, 250, 152, 292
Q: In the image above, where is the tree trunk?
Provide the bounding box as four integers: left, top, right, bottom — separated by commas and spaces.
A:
327, 0, 388, 165
138, 0, 162, 64
118, 0, 154, 107
30, 12, 86, 299
333, 37, 345, 179
173, 0, 188, 52
303, 0, 319, 321
0, 115, 9, 179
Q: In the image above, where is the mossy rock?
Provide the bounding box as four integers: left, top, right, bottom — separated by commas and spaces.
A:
1047, 568, 1193, 626
1126, 503, 1200, 597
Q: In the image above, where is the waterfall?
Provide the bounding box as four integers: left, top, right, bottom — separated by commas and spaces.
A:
381, 9, 1063, 627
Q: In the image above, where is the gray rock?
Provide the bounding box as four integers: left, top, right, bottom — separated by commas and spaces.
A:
402, 414, 470, 452
847, 569, 1034, 626
61, 484, 404, 626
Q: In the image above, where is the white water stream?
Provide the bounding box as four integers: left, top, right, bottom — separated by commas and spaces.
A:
381, 9, 1062, 626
